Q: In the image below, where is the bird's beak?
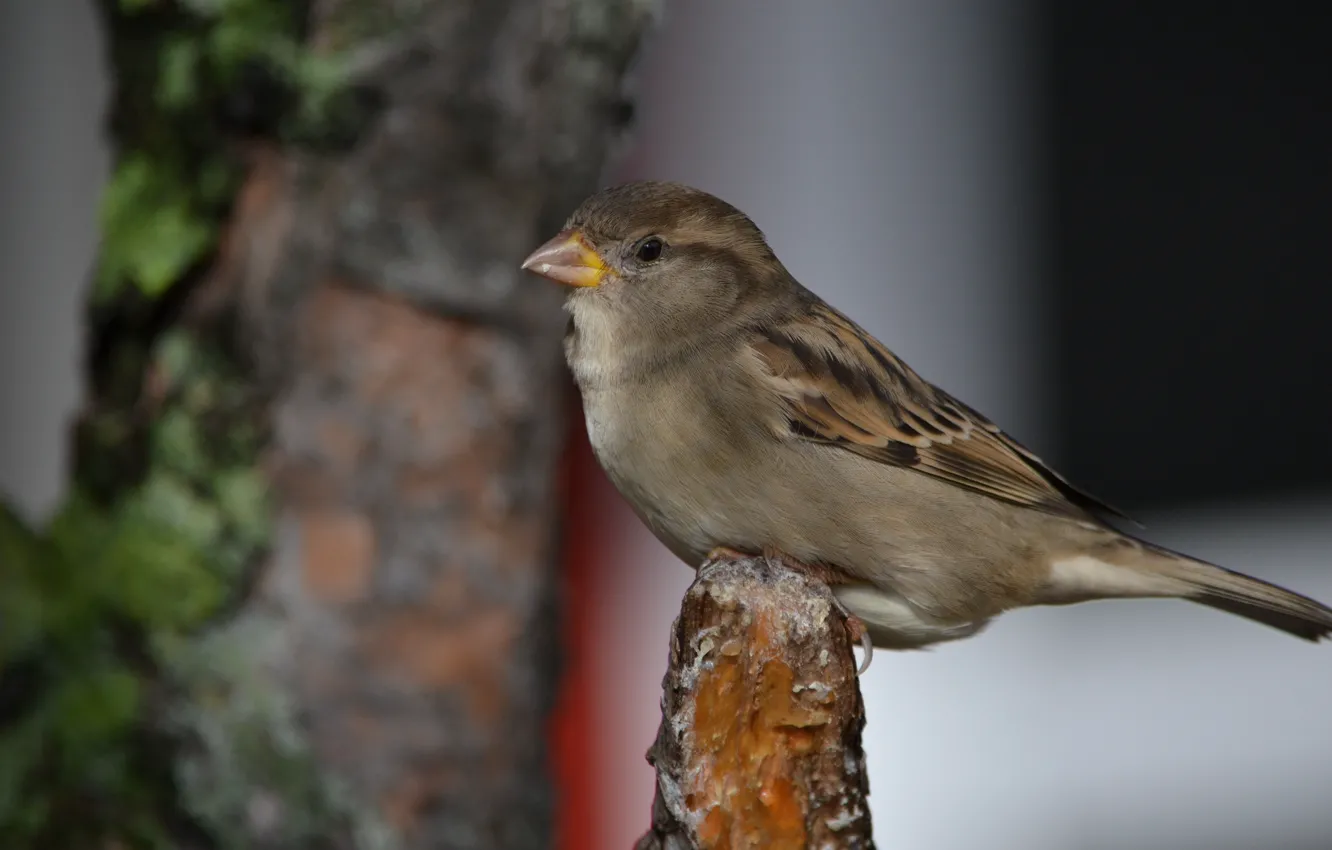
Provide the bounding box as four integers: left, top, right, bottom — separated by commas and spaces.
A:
520, 230, 614, 288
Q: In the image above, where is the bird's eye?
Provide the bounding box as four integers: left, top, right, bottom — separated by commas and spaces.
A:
634, 236, 665, 263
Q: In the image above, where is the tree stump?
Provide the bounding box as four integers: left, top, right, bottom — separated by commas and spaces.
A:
636, 555, 876, 850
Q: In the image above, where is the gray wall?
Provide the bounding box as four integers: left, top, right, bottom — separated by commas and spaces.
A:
0, 0, 107, 521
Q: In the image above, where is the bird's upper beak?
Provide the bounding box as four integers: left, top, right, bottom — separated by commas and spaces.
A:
520, 230, 614, 288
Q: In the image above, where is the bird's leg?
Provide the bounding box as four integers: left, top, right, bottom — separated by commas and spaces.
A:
760, 545, 874, 676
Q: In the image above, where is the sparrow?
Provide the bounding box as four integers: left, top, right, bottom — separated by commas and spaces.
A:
521, 180, 1332, 668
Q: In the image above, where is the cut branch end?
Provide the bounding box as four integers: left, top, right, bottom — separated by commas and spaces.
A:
636, 555, 876, 850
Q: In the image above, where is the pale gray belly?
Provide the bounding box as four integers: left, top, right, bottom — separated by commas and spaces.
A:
581, 383, 1054, 621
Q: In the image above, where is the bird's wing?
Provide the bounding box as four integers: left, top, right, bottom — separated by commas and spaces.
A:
751, 301, 1133, 524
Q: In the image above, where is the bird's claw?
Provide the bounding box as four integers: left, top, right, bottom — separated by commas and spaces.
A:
760, 545, 796, 574
846, 614, 874, 676
705, 545, 752, 563
828, 592, 874, 676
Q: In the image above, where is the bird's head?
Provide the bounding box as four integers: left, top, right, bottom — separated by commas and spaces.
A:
521, 181, 788, 344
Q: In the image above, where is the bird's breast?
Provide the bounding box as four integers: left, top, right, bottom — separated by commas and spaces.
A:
577, 372, 759, 567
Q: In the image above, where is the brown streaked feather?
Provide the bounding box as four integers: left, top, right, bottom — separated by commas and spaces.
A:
753, 301, 1134, 524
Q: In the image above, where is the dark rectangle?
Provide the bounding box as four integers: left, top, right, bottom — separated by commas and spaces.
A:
1037, 1, 1332, 511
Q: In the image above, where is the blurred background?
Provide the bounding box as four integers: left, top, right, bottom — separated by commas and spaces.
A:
3, 2, 1330, 849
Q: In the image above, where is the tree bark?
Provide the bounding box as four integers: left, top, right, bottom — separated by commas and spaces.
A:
636, 556, 877, 850
236, 3, 651, 846
0, 1, 652, 848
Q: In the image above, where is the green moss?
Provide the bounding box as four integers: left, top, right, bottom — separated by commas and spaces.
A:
96, 0, 359, 305
0, 503, 48, 659
0, 321, 276, 845
1, 1, 398, 845
50, 665, 142, 753
97, 153, 220, 300
0, 495, 158, 846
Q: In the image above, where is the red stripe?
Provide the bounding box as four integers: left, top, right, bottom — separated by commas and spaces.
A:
550, 405, 606, 850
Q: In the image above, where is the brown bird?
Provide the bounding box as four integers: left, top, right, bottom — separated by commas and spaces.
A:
522, 180, 1332, 667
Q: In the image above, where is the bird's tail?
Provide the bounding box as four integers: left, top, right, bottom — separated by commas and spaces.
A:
1124, 539, 1332, 641
1043, 535, 1332, 641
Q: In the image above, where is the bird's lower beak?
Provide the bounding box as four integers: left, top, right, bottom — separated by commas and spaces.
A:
520, 230, 613, 288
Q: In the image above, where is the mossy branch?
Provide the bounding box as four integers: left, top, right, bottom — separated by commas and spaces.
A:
636, 555, 876, 850
4, 3, 384, 846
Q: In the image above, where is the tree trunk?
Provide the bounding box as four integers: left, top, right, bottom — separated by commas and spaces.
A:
636, 555, 876, 850
0, 1, 652, 847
